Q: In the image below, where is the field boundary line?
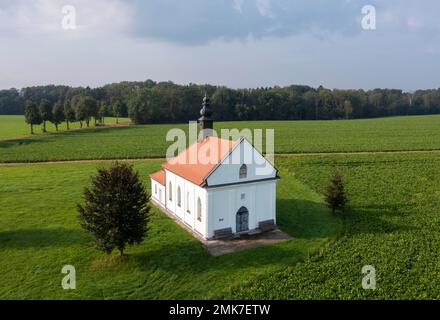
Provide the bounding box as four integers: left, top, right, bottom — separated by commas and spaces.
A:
276, 149, 440, 157
0, 157, 167, 166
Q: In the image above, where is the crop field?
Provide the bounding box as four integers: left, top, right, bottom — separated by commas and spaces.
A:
1, 115, 440, 299
0, 115, 129, 141
234, 153, 440, 299
1, 115, 440, 162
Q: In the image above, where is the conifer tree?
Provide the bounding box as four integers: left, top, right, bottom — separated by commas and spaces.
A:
325, 170, 348, 215
77, 163, 150, 256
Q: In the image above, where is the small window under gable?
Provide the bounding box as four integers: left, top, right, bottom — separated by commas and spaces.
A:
239, 164, 247, 179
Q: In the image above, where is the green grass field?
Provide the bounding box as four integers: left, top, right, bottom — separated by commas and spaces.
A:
0, 115, 129, 141
0, 161, 340, 299
1, 114, 440, 299
1, 115, 440, 162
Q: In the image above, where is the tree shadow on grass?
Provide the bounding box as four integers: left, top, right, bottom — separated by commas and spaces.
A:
276, 198, 341, 239
127, 237, 304, 277
0, 136, 51, 149
277, 197, 416, 239
344, 206, 417, 236
0, 125, 136, 149
0, 228, 90, 249
53, 125, 136, 137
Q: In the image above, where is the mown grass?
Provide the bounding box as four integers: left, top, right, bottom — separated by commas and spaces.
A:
0, 115, 129, 140
232, 153, 440, 299
1, 115, 440, 162
0, 160, 340, 299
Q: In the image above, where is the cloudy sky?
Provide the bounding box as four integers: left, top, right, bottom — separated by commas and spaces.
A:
0, 0, 439, 91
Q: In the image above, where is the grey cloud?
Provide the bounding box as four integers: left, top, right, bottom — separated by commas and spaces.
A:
129, 0, 372, 45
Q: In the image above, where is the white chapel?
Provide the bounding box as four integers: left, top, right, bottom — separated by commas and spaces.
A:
150, 96, 279, 240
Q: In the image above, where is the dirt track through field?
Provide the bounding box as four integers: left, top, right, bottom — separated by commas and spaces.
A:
1, 149, 440, 166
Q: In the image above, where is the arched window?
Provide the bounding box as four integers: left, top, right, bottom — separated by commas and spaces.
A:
177, 186, 182, 207
197, 198, 202, 222
239, 164, 247, 179
169, 182, 172, 201
186, 192, 191, 213
155, 184, 157, 194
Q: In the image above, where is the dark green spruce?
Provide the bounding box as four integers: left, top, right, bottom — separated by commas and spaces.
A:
77, 163, 150, 256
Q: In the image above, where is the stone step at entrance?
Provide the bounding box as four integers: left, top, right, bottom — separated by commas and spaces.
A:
213, 228, 233, 240
258, 219, 276, 232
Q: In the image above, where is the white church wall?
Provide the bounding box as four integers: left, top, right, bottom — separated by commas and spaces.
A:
151, 179, 165, 207
158, 184, 165, 206
183, 180, 195, 229
193, 183, 208, 238
206, 139, 276, 187
164, 170, 208, 239
207, 179, 277, 238
151, 179, 159, 202
255, 180, 277, 224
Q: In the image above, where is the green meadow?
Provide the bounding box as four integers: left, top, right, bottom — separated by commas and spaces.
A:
0, 161, 340, 299
1, 114, 440, 162
0, 115, 129, 141
1, 114, 440, 299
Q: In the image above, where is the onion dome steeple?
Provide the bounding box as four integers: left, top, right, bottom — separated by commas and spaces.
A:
198, 94, 214, 142
200, 94, 213, 119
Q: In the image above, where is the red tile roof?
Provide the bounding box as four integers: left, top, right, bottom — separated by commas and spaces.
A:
162, 136, 236, 186
150, 169, 166, 186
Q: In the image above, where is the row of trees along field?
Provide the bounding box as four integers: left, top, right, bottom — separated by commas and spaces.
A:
3, 80, 440, 124
24, 95, 123, 134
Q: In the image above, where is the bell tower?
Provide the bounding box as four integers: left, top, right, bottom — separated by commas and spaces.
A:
198, 94, 214, 142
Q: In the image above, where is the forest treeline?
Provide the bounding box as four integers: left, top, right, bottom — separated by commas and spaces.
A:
2, 80, 440, 124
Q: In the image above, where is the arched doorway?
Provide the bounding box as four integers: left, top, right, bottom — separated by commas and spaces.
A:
236, 207, 249, 233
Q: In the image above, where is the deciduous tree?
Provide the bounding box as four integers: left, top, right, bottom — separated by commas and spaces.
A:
39, 99, 52, 132
111, 99, 122, 124
98, 101, 107, 125
74, 99, 87, 128
24, 100, 42, 134
52, 101, 64, 131
64, 99, 76, 130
